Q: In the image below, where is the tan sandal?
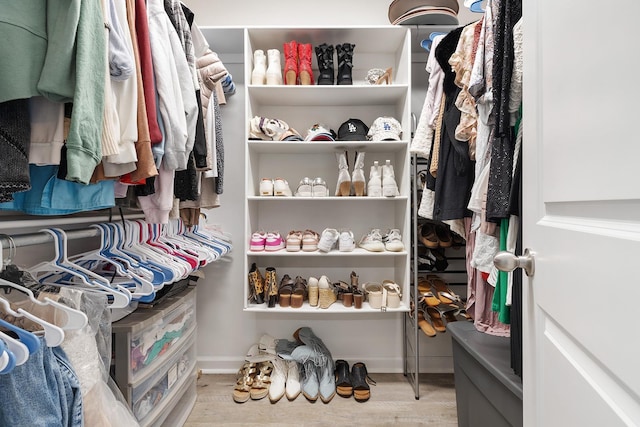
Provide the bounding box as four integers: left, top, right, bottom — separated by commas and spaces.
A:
417, 278, 441, 306
233, 362, 256, 403
250, 361, 273, 400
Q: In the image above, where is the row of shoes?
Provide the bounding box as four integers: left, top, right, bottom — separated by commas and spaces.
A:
251, 41, 357, 86
248, 267, 402, 311
249, 117, 402, 142
234, 329, 376, 404
412, 275, 471, 337
249, 228, 403, 253
419, 220, 465, 249
417, 246, 449, 272
255, 154, 400, 198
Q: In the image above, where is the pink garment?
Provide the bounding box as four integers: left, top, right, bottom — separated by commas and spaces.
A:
465, 217, 510, 337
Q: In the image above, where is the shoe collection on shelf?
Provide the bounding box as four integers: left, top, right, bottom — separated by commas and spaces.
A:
244, 27, 411, 313
234, 329, 376, 404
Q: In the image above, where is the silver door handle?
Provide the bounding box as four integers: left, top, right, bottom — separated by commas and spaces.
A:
493, 248, 535, 277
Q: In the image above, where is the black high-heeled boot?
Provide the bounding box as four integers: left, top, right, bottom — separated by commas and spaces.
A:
315, 43, 334, 85
336, 43, 355, 85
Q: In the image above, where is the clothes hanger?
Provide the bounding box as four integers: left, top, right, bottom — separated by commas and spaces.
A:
69, 224, 156, 300
0, 330, 29, 366
0, 297, 47, 350
0, 235, 88, 331
117, 221, 175, 286
420, 31, 448, 52
0, 341, 13, 373
464, 0, 485, 13
28, 228, 131, 308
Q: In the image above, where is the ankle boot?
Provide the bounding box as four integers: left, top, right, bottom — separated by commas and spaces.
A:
297, 43, 314, 85
335, 151, 351, 196
382, 159, 400, 197
315, 43, 334, 85
248, 262, 265, 304
251, 49, 266, 85
367, 160, 382, 197
352, 151, 366, 196
283, 41, 298, 85
266, 49, 283, 85
336, 43, 355, 85
265, 266, 278, 307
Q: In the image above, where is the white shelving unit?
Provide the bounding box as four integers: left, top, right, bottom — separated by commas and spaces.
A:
243, 26, 412, 314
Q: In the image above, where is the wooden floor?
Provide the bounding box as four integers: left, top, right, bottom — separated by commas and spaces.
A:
184, 373, 458, 426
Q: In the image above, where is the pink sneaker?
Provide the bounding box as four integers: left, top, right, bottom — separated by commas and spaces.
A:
265, 231, 285, 251
250, 231, 267, 251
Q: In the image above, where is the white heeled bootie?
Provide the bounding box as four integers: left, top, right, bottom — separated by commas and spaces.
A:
251, 50, 266, 85
367, 160, 382, 197
352, 151, 366, 196
382, 159, 399, 197
335, 151, 351, 196
266, 49, 283, 85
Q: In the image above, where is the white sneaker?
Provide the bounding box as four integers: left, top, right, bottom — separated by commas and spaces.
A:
358, 228, 385, 252
285, 360, 301, 400
274, 178, 292, 196
338, 230, 355, 252
368, 160, 382, 197
269, 357, 287, 403
259, 178, 274, 196
318, 228, 339, 252
383, 228, 404, 252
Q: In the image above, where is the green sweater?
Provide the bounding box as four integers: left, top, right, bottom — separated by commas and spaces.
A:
0, 0, 105, 184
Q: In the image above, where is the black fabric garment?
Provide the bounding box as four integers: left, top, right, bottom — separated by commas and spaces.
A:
0, 99, 31, 202
431, 27, 474, 221
212, 89, 224, 194
174, 153, 198, 201
135, 176, 156, 196
193, 90, 208, 169
486, 0, 522, 221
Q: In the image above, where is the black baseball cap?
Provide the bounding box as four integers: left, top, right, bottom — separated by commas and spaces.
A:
337, 118, 369, 141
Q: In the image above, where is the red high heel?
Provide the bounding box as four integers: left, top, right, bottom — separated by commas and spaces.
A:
297, 43, 314, 85
283, 41, 298, 85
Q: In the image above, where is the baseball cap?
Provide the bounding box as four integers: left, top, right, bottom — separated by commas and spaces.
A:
368, 117, 403, 141
304, 124, 336, 141
337, 118, 369, 141
279, 128, 304, 141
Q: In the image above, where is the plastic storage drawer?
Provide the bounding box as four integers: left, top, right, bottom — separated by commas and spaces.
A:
112, 287, 196, 390
129, 329, 197, 425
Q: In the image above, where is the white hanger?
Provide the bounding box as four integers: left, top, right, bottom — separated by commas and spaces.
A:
28, 228, 131, 308
0, 235, 88, 331
0, 329, 29, 366
0, 295, 65, 347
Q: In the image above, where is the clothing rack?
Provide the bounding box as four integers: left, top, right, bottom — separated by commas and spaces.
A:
0, 228, 101, 252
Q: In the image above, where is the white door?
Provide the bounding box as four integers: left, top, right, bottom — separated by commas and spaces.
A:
523, 1, 640, 425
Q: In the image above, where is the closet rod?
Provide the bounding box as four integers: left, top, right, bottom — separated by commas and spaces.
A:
0, 228, 102, 251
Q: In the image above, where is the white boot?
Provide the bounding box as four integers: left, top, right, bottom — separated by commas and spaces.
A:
266, 49, 283, 85
251, 50, 266, 85
367, 160, 382, 197
269, 357, 287, 403
352, 152, 366, 196
285, 360, 301, 400
335, 151, 351, 196
382, 159, 399, 197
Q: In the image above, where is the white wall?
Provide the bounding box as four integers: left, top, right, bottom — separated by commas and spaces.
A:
188, 1, 480, 373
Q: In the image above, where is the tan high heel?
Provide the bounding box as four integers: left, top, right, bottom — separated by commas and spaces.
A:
375, 67, 393, 85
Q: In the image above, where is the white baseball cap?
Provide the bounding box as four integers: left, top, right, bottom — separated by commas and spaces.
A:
367, 117, 402, 141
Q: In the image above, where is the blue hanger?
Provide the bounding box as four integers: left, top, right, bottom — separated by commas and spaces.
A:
470, 0, 484, 13
0, 318, 40, 354
420, 32, 448, 52
0, 344, 16, 374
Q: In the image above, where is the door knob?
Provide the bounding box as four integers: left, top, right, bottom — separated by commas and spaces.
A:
493, 248, 535, 277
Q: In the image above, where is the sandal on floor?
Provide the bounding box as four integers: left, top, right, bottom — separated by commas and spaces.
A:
290, 276, 307, 308
250, 361, 273, 400
233, 362, 256, 403
335, 359, 353, 398
278, 274, 295, 308
351, 362, 376, 402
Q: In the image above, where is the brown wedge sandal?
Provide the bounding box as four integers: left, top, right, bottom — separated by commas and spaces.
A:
290, 276, 307, 308
278, 274, 294, 308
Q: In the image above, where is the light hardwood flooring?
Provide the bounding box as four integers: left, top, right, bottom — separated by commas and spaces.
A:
184, 373, 458, 426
